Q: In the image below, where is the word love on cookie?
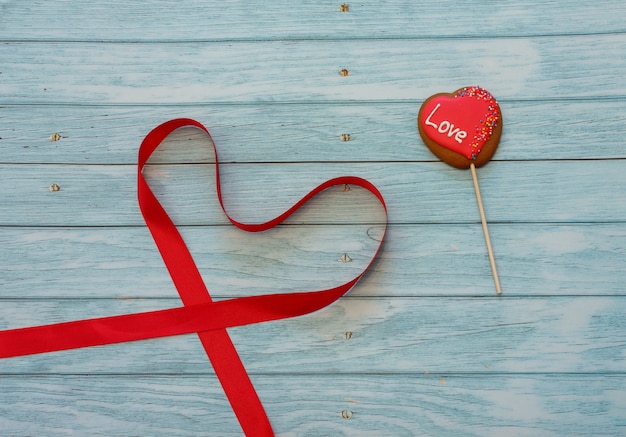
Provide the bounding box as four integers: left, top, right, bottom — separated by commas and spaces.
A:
417, 86, 503, 294
422, 103, 468, 144
418, 86, 502, 169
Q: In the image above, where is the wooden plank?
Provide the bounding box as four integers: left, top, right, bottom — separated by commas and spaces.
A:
0, 374, 624, 436
0, 160, 624, 226
0, 296, 624, 374
2, 224, 625, 299
3, 99, 626, 164
1, 1, 625, 41
0, 224, 377, 299
2, 35, 626, 104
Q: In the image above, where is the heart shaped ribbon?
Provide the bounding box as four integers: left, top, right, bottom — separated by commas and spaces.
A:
0, 118, 388, 436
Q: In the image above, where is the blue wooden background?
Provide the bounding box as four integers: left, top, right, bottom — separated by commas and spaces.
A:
2, 1, 626, 435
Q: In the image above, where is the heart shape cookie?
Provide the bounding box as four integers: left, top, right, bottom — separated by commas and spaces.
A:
418, 86, 502, 169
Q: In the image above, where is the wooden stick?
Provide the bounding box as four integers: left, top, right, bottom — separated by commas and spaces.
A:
470, 163, 502, 295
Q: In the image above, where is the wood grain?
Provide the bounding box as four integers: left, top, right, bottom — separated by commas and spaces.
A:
0, 161, 624, 226
2, 35, 626, 104
1, 0, 625, 40
0, 296, 624, 374
2, 224, 626, 299
0, 375, 624, 436
3, 100, 626, 164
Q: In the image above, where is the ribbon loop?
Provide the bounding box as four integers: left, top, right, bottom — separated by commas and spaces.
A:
0, 118, 388, 436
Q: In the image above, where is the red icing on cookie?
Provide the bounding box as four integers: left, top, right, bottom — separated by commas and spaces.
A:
419, 87, 500, 160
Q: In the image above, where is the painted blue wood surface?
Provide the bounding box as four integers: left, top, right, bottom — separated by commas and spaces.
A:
1, 1, 626, 435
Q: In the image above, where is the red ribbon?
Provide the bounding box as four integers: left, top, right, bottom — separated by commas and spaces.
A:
0, 118, 387, 436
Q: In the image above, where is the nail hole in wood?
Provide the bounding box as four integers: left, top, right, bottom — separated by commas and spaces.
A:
338, 253, 352, 263
339, 4, 349, 12
50, 133, 62, 142
339, 68, 350, 77
49, 183, 61, 192
343, 331, 353, 340
341, 410, 353, 419
340, 133, 351, 142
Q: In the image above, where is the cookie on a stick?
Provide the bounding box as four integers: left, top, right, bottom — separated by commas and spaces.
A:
418, 86, 503, 294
